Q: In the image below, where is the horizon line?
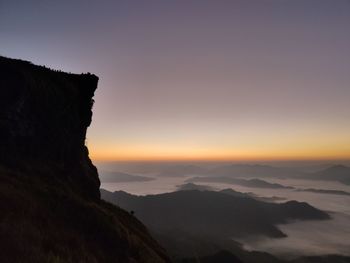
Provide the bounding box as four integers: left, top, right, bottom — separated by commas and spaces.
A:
91, 157, 350, 163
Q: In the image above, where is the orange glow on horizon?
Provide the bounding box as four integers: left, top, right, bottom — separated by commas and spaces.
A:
87, 119, 350, 163
89, 146, 350, 162
87, 119, 350, 162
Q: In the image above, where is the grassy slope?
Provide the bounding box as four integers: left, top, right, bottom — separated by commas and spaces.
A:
0, 164, 169, 263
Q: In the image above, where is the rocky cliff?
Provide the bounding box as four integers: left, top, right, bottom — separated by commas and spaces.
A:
0, 56, 170, 263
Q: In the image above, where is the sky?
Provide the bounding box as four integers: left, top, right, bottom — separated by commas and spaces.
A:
1, 0, 350, 161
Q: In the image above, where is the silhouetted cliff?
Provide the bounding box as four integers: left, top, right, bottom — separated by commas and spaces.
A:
0, 56, 169, 263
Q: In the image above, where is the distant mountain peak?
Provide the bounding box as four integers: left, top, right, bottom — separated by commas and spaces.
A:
326, 164, 349, 170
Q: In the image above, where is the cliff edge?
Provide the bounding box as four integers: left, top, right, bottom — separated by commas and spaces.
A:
0, 56, 170, 263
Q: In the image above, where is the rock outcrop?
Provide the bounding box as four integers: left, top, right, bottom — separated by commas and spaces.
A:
0, 56, 170, 263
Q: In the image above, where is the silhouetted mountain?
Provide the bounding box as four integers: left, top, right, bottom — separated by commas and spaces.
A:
187, 176, 294, 189
0, 56, 169, 263
209, 164, 304, 178
176, 182, 215, 191
101, 189, 329, 239
177, 184, 286, 204
155, 163, 304, 178
219, 188, 251, 198
157, 164, 207, 177
101, 189, 334, 262
220, 188, 286, 203
307, 165, 350, 185
296, 188, 350, 196
176, 185, 285, 203
99, 170, 155, 183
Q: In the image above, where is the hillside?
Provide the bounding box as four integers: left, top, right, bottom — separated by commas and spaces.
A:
0, 56, 169, 263
101, 189, 333, 262
101, 189, 329, 239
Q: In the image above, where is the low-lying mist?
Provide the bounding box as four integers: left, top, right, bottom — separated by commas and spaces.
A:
239, 213, 350, 259
97, 161, 350, 259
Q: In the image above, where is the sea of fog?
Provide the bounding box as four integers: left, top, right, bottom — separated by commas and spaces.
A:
98, 164, 350, 259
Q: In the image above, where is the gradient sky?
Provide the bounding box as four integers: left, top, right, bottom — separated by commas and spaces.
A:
1, 0, 350, 161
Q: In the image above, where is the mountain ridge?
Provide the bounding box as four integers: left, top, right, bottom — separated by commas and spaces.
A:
101, 188, 330, 239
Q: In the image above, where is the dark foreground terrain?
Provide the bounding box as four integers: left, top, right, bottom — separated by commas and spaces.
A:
0, 56, 169, 263
101, 188, 350, 263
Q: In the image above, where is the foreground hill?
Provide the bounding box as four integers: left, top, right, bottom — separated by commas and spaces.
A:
101, 189, 336, 262
0, 56, 169, 263
101, 189, 329, 239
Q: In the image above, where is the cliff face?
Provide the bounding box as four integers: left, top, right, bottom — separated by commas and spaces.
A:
0, 56, 100, 199
0, 56, 169, 263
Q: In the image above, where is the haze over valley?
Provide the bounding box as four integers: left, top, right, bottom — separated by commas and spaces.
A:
98, 161, 350, 261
